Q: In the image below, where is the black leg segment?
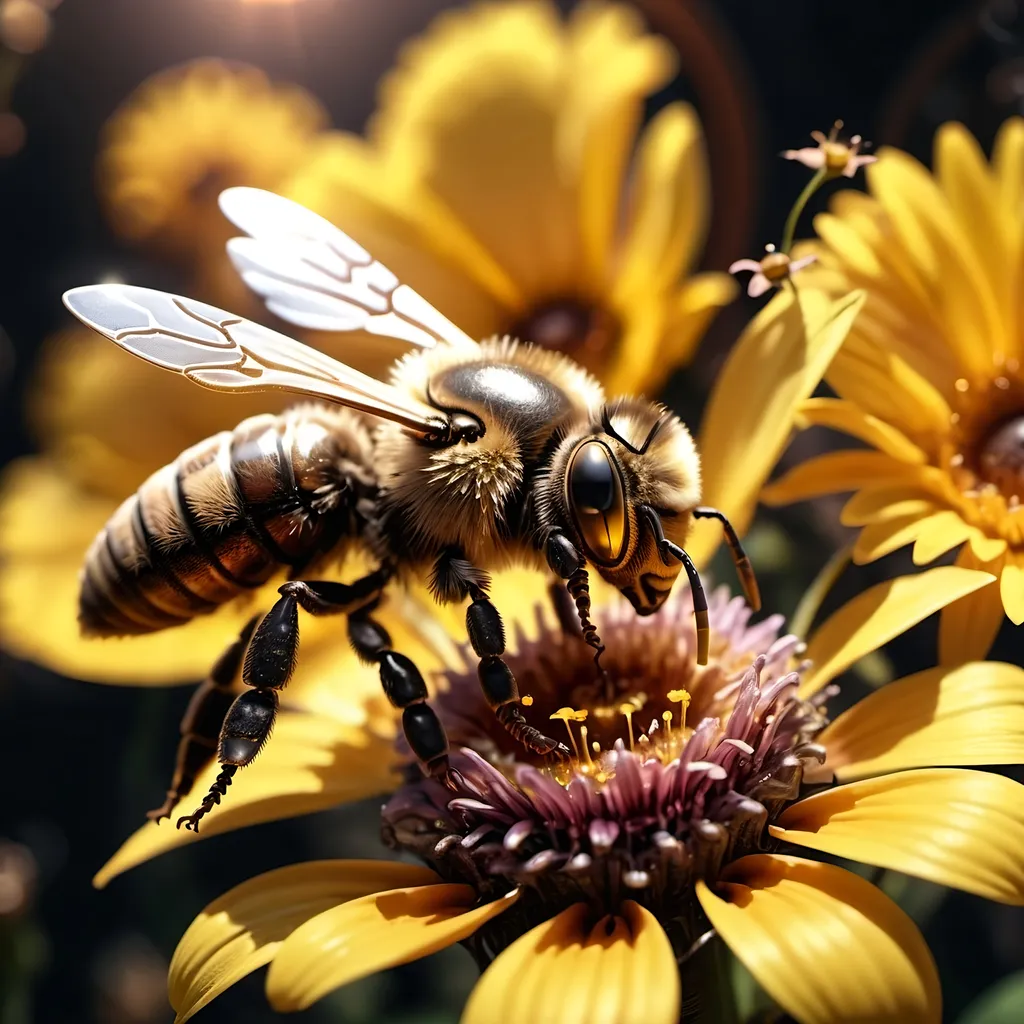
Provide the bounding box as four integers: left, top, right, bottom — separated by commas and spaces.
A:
147, 615, 258, 823
465, 585, 570, 759
346, 609, 451, 779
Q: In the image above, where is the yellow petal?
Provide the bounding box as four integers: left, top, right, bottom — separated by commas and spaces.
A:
825, 331, 953, 439
267, 884, 519, 1011
821, 660, 1024, 779
1000, 560, 1024, 625
912, 510, 976, 565
375, 1, 577, 301
614, 103, 708, 302
852, 511, 938, 564
801, 566, 997, 696
689, 288, 866, 567
697, 854, 940, 1024
606, 271, 735, 397
772, 768, 1024, 904
462, 901, 679, 1024
841, 487, 935, 527
563, 1, 676, 283
935, 123, 1012, 358
761, 450, 911, 506
939, 546, 1005, 665
94, 712, 396, 888
169, 860, 438, 1023
796, 398, 926, 463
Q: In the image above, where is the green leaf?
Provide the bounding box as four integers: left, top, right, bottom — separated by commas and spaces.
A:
957, 972, 1024, 1024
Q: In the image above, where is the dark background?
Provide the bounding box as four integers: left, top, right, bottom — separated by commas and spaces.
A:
1, 1, 1022, 1021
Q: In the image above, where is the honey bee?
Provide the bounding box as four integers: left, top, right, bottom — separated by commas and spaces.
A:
63, 188, 760, 831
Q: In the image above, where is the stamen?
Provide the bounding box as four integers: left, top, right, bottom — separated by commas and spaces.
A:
550, 707, 583, 760
668, 688, 692, 732
578, 724, 596, 770
662, 709, 673, 736
521, 695, 534, 707
619, 703, 637, 751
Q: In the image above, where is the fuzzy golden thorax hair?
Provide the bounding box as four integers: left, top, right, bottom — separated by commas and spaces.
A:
373, 337, 605, 567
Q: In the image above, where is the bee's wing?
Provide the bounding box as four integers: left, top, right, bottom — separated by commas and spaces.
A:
61, 284, 448, 436
219, 187, 478, 352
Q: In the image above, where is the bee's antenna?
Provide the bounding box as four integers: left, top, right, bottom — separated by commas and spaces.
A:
565, 566, 613, 702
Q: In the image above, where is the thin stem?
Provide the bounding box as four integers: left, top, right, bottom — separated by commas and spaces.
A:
779, 167, 827, 255
680, 936, 740, 1024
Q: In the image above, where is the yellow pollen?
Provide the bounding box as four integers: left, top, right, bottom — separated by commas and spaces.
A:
521, 695, 534, 707
668, 689, 692, 732
662, 709, 673, 735
550, 707, 587, 761
955, 378, 970, 393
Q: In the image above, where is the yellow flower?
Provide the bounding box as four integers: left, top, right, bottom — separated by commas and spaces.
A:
763, 118, 1024, 663
138, 567, 1024, 1024
98, 59, 327, 281
283, 0, 736, 396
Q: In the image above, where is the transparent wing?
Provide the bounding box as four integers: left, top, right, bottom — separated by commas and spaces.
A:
219, 187, 478, 352
61, 284, 448, 437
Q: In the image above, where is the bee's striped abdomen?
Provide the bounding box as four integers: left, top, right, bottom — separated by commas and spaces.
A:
79, 407, 376, 636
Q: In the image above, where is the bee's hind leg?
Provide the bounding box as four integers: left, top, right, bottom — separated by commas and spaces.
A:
147, 615, 259, 823
175, 569, 391, 832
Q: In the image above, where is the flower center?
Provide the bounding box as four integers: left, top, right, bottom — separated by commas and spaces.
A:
759, 251, 792, 281
977, 415, 1024, 497
510, 299, 619, 369
823, 141, 853, 171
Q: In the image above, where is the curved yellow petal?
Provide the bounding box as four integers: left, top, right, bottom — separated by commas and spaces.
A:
912, 510, 976, 565
772, 768, 1024, 904
852, 510, 938, 563
821, 661, 1024, 779
824, 331, 953, 439
939, 546, 1006, 665
999, 560, 1024, 625
614, 103, 708, 303
796, 398, 927, 463
697, 854, 941, 1024
375, 2, 576, 301
562, 1, 676, 283
841, 487, 935, 527
689, 288, 866, 567
267, 884, 519, 1011
169, 859, 438, 1023
462, 901, 679, 1024
934, 123, 1012, 357
761, 450, 911, 506
801, 566, 997, 696
94, 711, 396, 888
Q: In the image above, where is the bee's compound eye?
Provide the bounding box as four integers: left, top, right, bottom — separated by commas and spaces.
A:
567, 440, 628, 564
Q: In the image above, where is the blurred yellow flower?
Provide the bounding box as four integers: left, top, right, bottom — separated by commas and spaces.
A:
764, 118, 1024, 663
99, 59, 327, 269
285, 0, 736, 396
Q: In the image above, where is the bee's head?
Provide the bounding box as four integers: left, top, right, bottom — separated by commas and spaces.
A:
548, 398, 701, 615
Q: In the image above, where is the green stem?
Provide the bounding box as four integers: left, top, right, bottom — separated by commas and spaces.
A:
779, 167, 827, 255
680, 936, 740, 1024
